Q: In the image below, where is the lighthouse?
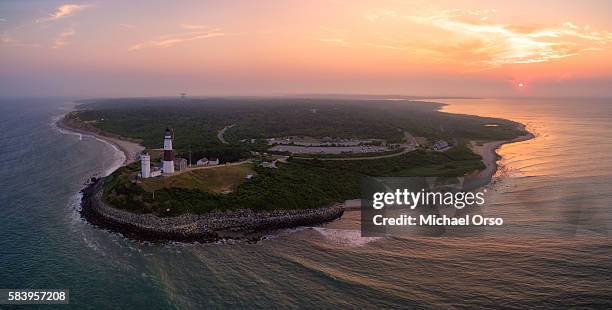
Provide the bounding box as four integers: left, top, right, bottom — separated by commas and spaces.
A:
162, 128, 174, 174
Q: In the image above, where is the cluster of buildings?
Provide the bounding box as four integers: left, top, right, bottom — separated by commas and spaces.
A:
139, 128, 223, 179
139, 128, 188, 179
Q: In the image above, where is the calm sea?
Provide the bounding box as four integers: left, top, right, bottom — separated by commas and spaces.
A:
0, 97, 610, 309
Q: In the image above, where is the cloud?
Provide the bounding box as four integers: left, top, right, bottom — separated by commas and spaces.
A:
0, 18, 6, 22
181, 24, 208, 30
36, 4, 90, 23
119, 23, 135, 28
405, 10, 612, 66
129, 30, 226, 51
52, 29, 75, 48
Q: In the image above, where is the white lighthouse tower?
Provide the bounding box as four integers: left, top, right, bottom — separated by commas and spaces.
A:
140, 154, 151, 178
162, 128, 174, 174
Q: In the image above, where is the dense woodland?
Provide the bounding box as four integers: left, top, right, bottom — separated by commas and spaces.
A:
76, 97, 525, 162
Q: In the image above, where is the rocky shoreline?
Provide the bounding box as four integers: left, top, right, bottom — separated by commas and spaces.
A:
59, 111, 344, 243
81, 178, 344, 243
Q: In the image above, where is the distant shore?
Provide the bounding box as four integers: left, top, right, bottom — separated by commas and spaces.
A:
57, 112, 144, 165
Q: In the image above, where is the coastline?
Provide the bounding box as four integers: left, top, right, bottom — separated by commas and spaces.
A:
467, 124, 535, 189
58, 107, 532, 243
57, 112, 144, 166
58, 111, 344, 243
80, 179, 344, 242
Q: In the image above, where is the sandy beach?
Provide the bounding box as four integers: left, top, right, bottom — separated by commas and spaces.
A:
57, 112, 144, 166
467, 125, 535, 189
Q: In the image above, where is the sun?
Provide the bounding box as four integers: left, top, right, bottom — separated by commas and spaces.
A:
517, 82, 525, 88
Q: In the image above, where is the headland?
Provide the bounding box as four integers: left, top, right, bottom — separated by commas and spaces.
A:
58, 97, 533, 242
59, 111, 345, 242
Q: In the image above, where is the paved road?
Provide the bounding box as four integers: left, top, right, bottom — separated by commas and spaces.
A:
217, 124, 235, 144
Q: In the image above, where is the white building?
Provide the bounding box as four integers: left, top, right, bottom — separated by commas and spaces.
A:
432, 140, 449, 151
150, 167, 162, 177
140, 154, 151, 178
196, 157, 219, 166
162, 128, 174, 174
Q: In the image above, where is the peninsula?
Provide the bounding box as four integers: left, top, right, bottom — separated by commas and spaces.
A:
59, 97, 531, 242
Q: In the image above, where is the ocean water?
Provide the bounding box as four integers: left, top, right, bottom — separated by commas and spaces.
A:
0, 97, 610, 309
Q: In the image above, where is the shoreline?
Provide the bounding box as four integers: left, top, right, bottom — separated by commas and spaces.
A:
58, 111, 344, 243
59, 107, 532, 243
80, 178, 344, 243
57, 112, 145, 166
466, 124, 535, 189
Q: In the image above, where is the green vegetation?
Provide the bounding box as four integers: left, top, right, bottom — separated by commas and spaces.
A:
75, 97, 526, 162
102, 144, 484, 216
81, 97, 524, 216
296, 144, 485, 177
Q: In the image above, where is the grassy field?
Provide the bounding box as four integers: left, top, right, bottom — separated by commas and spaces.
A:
139, 163, 254, 193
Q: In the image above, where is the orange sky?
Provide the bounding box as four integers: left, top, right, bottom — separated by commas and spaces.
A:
1, 0, 611, 97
